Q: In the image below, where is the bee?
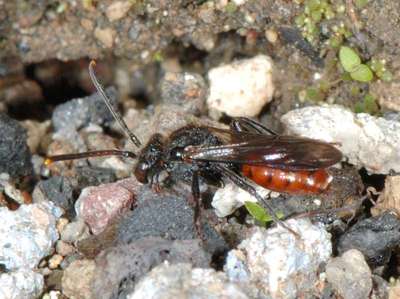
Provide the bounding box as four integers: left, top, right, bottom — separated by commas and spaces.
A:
46, 61, 342, 237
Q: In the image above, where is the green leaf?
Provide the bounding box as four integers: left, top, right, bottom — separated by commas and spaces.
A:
244, 201, 284, 224
350, 64, 373, 82
339, 46, 361, 72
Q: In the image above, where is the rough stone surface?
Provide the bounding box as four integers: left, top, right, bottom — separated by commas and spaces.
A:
33, 176, 75, 217
62, 259, 96, 299
75, 180, 135, 235
160, 72, 207, 115
372, 175, 400, 216
337, 212, 400, 267
326, 249, 372, 299
0, 269, 44, 299
281, 105, 400, 174
75, 166, 117, 188
0, 113, 32, 178
93, 237, 211, 299
51, 87, 118, 134
224, 219, 332, 299
207, 55, 274, 118
127, 262, 249, 299
60, 218, 90, 244
116, 186, 226, 253
0, 201, 62, 270
212, 182, 270, 217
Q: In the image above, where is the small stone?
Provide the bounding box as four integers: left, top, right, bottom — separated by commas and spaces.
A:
0, 201, 62, 270
41, 290, 63, 299
127, 262, 249, 299
207, 55, 274, 117
56, 217, 69, 233
56, 240, 75, 257
32, 176, 75, 217
60, 218, 90, 243
94, 27, 116, 48
75, 166, 117, 188
20, 120, 50, 154
326, 249, 372, 299
212, 182, 270, 217
48, 254, 63, 269
281, 105, 400, 174
106, 1, 133, 22
75, 180, 135, 235
224, 219, 332, 299
1, 177, 25, 205
389, 279, 400, 299
160, 72, 207, 115
337, 212, 400, 267
0, 269, 44, 299
0, 113, 33, 178
116, 186, 226, 252
62, 259, 96, 299
93, 237, 211, 299
372, 176, 400, 216
52, 87, 118, 135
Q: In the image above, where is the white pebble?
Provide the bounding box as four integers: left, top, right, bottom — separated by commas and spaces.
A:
225, 219, 332, 299
0, 201, 62, 270
212, 182, 270, 217
281, 105, 400, 174
0, 269, 44, 299
128, 262, 249, 299
207, 55, 274, 117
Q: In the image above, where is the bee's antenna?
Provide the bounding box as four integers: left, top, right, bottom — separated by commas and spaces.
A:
88, 60, 142, 148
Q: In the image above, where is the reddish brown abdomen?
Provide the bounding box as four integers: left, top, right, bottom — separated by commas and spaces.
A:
241, 165, 332, 194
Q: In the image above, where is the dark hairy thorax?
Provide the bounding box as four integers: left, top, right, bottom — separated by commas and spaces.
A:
163, 126, 224, 185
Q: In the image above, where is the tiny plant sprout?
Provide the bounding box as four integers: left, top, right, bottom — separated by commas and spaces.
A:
339, 46, 373, 82
244, 201, 284, 225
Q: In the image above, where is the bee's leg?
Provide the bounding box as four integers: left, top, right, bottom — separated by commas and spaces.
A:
190, 167, 205, 241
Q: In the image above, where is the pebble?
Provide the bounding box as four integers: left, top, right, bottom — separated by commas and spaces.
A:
372, 175, 400, 216
160, 72, 207, 115
62, 259, 97, 299
41, 290, 63, 299
93, 237, 211, 299
51, 87, 118, 135
48, 254, 63, 269
326, 249, 372, 299
55, 240, 75, 256
106, 1, 133, 22
337, 212, 400, 267
56, 217, 69, 233
32, 176, 75, 217
207, 55, 274, 118
0, 174, 25, 205
75, 180, 136, 235
116, 185, 226, 253
74, 165, 117, 188
20, 119, 50, 154
224, 219, 332, 299
0, 269, 44, 299
211, 182, 270, 217
127, 262, 249, 299
281, 105, 400, 174
0, 201, 62, 270
0, 112, 32, 178
94, 27, 116, 48
60, 218, 90, 243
